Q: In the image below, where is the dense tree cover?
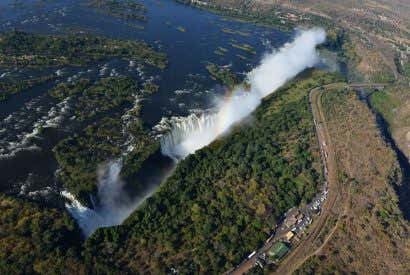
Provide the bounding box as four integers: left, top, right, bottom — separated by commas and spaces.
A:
51, 76, 137, 121
0, 70, 341, 274
0, 74, 55, 101
323, 29, 361, 67
52, 77, 159, 206
0, 30, 166, 102
55, 117, 126, 205
120, 120, 160, 181
87, 0, 147, 22
49, 78, 92, 101
83, 70, 341, 274
206, 63, 239, 87
175, 0, 332, 31
0, 31, 167, 69
0, 195, 86, 274
55, 116, 159, 207
142, 82, 160, 94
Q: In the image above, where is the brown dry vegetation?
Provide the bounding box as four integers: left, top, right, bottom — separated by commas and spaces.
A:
354, 39, 396, 82
261, 0, 410, 44
189, 0, 409, 83
371, 85, 410, 161
295, 86, 410, 274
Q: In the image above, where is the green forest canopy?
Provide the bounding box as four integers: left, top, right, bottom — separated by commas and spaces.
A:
0, 70, 343, 274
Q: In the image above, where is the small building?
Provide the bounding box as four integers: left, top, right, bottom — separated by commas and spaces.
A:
284, 216, 297, 228
296, 213, 304, 221
284, 231, 295, 242
284, 210, 299, 228
268, 242, 290, 262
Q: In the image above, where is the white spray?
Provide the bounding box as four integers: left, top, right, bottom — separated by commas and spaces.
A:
63, 28, 326, 237
62, 160, 152, 237
160, 28, 326, 159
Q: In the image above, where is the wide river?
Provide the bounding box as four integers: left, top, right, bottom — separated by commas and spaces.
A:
0, 0, 291, 208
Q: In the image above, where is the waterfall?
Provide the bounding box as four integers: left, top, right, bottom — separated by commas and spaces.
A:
159, 113, 218, 160
159, 28, 326, 160
63, 28, 327, 237
62, 160, 143, 237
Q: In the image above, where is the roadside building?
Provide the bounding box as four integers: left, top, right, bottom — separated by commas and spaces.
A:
284, 231, 295, 242
296, 213, 304, 222
268, 242, 290, 262
284, 210, 299, 228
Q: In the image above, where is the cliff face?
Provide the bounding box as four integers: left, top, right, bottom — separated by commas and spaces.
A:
296, 85, 410, 274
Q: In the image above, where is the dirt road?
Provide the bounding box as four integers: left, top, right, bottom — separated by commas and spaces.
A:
272, 84, 342, 274
273, 83, 385, 274
228, 84, 341, 275
229, 83, 386, 275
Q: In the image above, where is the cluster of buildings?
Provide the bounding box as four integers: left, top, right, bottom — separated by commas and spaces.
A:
231, 97, 331, 273
253, 132, 330, 268
253, 183, 328, 269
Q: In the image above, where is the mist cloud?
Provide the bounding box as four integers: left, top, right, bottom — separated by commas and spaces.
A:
63, 28, 327, 236
62, 160, 146, 237
161, 28, 326, 159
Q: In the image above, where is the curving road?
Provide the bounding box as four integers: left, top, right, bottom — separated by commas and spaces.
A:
272, 83, 342, 275
227, 83, 387, 275
273, 82, 387, 275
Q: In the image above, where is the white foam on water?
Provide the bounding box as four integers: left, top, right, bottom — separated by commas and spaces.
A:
159, 28, 326, 160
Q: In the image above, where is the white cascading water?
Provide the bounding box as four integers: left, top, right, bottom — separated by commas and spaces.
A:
159, 113, 218, 160
62, 160, 147, 237
160, 28, 327, 160
63, 28, 327, 237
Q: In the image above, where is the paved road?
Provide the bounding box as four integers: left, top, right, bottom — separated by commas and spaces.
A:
228, 84, 341, 275
273, 82, 387, 274
227, 83, 387, 275
272, 84, 342, 275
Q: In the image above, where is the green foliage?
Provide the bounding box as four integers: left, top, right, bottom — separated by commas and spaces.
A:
370, 89, 399, 125
325, 29, 360, 65
54, 117, 159, 206
0, 74, 55, 101
83, 70, 340, 274
74, 77, 136, 121
0, 195, 85, 274
54, 117, 125, 205
142, 82, 159, 94
0, 71, 341, 274
206, 63, 239, 87
230, 42, 256, 54
121, 120, 160, 180
53, 77, 159, 206
49, 78, 92, 100
50, 76, 136, 121
0, 31, 167, 69
175, 0, 296, 31
175, 0, 332, 31
87, 0, 147, 21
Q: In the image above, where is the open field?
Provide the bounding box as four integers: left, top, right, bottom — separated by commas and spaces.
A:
180, 0, 409, 83
295, 85, 410, 274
